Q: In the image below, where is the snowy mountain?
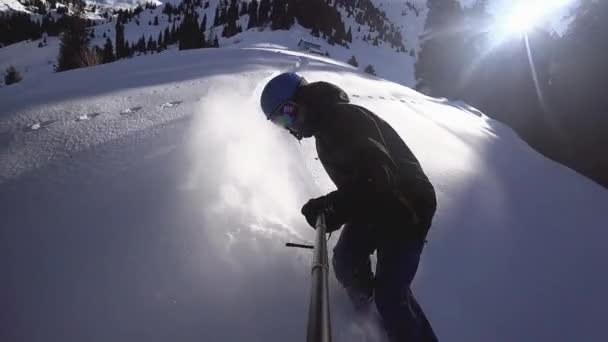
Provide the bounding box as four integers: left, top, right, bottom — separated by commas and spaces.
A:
1, 0, 425, 85
2, 44, 608, 341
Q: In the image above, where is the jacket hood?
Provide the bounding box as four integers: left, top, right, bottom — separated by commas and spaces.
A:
296, 81, 350, 108
290, 81, 350, 139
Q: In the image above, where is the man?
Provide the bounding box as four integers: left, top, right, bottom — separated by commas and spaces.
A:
260, 72, 438, 341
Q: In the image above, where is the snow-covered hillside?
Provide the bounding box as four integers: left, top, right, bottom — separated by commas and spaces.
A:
1, 47, 607, 342
372, 0, 427, 54
0, 0, 28, 12
0, 0, 424, 86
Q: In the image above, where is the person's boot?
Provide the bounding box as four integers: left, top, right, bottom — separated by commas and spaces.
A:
346, 285, 373, 311
344, 269, 374, 311
331, 243, 375, 311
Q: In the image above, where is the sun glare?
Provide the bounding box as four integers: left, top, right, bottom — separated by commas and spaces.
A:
504, 6, 538, 34
499, 0, 575, 36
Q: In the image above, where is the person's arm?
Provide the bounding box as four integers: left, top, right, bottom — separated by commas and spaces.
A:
323, 106, 400, 222
324, 140, 398, 217
302, 136, 398, 231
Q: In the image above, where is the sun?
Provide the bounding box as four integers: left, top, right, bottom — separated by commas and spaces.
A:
503, 6, 539, 34
497, 0, 576, 37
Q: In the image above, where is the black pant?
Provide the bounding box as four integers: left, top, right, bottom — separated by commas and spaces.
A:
332, 223, 438, 341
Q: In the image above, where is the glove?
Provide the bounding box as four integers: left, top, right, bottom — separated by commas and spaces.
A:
301, 196, 327, 227
301, 195, 345, 233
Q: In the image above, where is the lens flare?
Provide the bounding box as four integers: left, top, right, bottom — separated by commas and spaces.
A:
499, 0, 575, 36
504, 6, 538, 34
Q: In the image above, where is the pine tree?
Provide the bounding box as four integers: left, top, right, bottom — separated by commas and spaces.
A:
247, 0, 258, 29
213, 5, 220, 26
347, 55, 358, 67
213, 35, 219, 47
115, 21, 126, 58
258, 0, 270, 24
334, 21, 347, 45
415, 0, 468, 97
270, 0, 286, 29
153, 15, 159, 25
346, 26, 352, 43
222, 0, 239, 37
530, 0, 608, 186
364, 64, 376, 75
163, 3, 173, 15
126, 40, 134, 57
101, 37, 115, 63
228, 0, 239, 21
240, 1, 248, 16
157, 31, 163, 50
270, 0, 294, 30
147, 36, 156, 52
219, 2, 227, 24
286, 0, 296, 24
179, 9, 205, 50
222, 19, 238, 37
164, 27, 171, 46
171, 22, 177, 43
4, 65, 22, 85
424, 0, 462, 32
56, 16, 96, 71
137, 35, 146, 53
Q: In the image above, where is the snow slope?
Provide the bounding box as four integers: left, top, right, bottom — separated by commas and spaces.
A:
1, 48, 607, 342
0, 37, 60, 82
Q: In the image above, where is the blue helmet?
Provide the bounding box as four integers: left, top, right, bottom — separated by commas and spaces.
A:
260, 72, 308, 119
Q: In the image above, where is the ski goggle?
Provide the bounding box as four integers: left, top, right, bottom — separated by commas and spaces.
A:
269, 101, 299, 130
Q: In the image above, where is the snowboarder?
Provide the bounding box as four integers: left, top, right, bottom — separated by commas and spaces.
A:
260, 72, 438, 341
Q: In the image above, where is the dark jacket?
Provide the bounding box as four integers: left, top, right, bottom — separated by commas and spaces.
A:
296, 82, 437, 239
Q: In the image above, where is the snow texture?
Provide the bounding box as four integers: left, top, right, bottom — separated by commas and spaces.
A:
1, 47, 607, 342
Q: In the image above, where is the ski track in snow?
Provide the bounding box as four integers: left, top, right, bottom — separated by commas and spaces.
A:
1, 48, 608, 342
